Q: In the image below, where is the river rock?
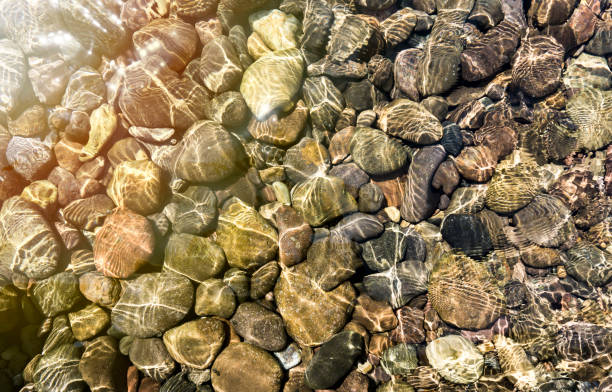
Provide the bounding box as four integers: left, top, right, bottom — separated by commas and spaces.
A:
284, 137, 330, 183
241, 48, 304, 120
248, 99, 308, 147
305, 331, 364, 389
68, 304, 109, 341
249, 9, 300, 51
302, 76, 345, 132
163, 318, 225, 369
363, 260, 429, 308
512, 35, 565, 98
163, 186, 217, 235
216, 197, 278, 270
291, 175, 358, 227
378, 99, 444, 145
231, 302, 287, 351
78, 272, 121, 308
429, 253, 505, 329
32, 272, 82, 317
94, 208, 155, 279
111, 272, 194, 338
195, 279, 236, 319
401, 145, 446, 223
0, 39, 26, 112
6, 136, 54, 181
275, 263, 356, 346
164, 233, 227, 283
199, 36, 243, 93
426, 335, 484, 384
276, 205, 313, 266
79, 336, 119, 392
350, 127, 408, 176
250, 261, 281, 299
129, 338, 176, 381
107, 159, 165, 215
34, 344, 85, 392
362, 223, 427, 271
211, 343, 283, 392
303, 234, 362, 291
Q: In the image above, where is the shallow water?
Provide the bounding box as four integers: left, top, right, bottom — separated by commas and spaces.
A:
0, 0, 611, 391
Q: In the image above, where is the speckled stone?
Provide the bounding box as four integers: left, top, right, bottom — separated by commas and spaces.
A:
230, 302, 287, 351
211, 343, 283, 392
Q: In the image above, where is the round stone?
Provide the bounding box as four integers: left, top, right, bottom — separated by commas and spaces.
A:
107, 159, 165, 215
163, 318, 225, 369
284, 137, 330, 183
94, 208, 155, 279
163, 233, 228, 284
129, 338, 176, 381
291, 175, 358, 227
211, 343, 283, 392
240, 48, 304, 120
350, 127, 408, 176
195, 279, 236, 319
215, 197, 278, 271
111, 272, 194, 338
68, 304, 110, 341
378, 99, 444, 145
78, 272, 121, 308
230, 302, 287, 352
32, 272, 82, 317
426, 335, 484, 384
163, 185, 217, 235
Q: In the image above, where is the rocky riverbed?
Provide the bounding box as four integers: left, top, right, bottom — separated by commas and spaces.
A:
0, 0, 611, 391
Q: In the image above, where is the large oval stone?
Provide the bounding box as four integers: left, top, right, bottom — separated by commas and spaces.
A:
275, 263, 356, 346
216, 197, 278, 270
240, 48, 304, 120
111, 272, 194, 338
211, 343, 283, 392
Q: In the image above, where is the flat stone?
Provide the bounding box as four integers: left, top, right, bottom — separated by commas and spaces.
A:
163, 233, 227, 284
211, 343, 283, 392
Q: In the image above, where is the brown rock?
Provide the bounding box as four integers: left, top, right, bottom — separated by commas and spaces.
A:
276, 205, 313, 267
352, 294, 398, 333
211, 343, 283, 392
455, 145, 497, 183
94, 208, 155, 279
54, 139, 84, 173
389, 306, 425, 344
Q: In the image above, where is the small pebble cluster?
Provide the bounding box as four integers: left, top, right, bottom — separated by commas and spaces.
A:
0, 0, 611, 391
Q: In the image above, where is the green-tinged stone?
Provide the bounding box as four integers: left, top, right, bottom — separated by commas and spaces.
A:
303, 234, 362, 291
211, 343, 283, 392
195, 279, 237, 319
216, 197, 278, 270
32, 272, 82, 317
68, 304, 109, 341
164, 233, 228, 284
0, 285, 20, 333
78, 272, 121, 309
275, 263, 356, 346
163, 318, 225, 369
350, 127, 408, 176
426, 335, 484, 384
249, 9, 300, 51
129, 338, 176, 381
111, 273, 194, 338
381, 343, 418, 375
42, 315, 75, 355
34, 344, 85, 392
240, 49, 304, 120
79, 336, 119, 392
291, 175, 358, 227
